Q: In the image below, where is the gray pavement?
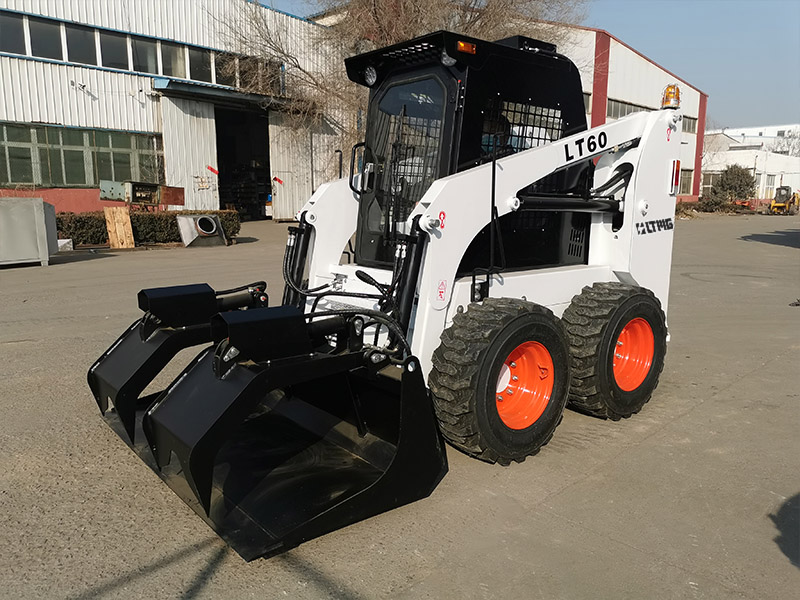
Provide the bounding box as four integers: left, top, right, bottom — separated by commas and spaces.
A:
0, 214, 798, 599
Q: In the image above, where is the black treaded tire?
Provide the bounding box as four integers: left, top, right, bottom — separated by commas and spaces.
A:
562, 282, 667, 420
428, 298, 571, 465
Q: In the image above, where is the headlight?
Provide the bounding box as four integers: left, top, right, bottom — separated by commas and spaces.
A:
364, 66, 377, 86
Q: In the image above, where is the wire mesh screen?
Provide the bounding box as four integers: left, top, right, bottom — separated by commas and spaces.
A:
504, 102, 563, 150
482, 101, 564, 154
382, 113, 443, 221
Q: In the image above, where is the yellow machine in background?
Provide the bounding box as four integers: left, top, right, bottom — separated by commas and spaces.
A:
766, 186, 799, 215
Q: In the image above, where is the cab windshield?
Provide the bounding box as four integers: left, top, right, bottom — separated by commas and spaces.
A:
357, 76, 446, 264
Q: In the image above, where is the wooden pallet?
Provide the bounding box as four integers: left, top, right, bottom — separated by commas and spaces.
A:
104, 206, 135, 249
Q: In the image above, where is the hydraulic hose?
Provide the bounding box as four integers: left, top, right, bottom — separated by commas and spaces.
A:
282, 234, 329, 297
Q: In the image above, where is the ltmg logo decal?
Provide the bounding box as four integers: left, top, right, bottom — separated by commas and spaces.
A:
635, 218, 674, 235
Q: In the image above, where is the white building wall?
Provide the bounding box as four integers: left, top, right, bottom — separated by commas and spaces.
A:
556, 27, 595, 95
0, 0, 329, 213
268, 112, 340, 220
704, 147, 800, 200
0, 0, 320, 58
160, 97, 219, 210
607, 40, 700, 117
0, 56, 159, 131
717, 124, 799, 138
607, 39, 699, 176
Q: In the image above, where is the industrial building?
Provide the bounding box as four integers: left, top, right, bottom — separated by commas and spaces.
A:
703, 131, 800, 203
527, 23, 706, 202
714, 123, 800, 147
0, 0, 330, 219
0, 0, 707, 221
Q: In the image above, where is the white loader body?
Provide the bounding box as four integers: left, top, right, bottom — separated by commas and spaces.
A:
298, 108, 682, 377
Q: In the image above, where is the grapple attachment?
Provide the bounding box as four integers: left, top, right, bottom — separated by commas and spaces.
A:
88, 282, 266, 442
94, 305, 447, 560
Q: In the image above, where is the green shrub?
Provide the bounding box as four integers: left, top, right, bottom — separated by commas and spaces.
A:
696, 194, 735, 213
129, 211, 180, 243
710, 165, 756, 202
56, 209, 241, 246
56, 212, 108, 245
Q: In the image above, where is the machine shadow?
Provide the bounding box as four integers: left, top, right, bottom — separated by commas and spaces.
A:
232, 236, 259, 244
739, 229, 800, 250
0, 250, 115, 269
49, 251, 117, 264
67, 536, 220, 600
770, 492, 800, 568
179, 545, 229, 599
274, 553, 364, 600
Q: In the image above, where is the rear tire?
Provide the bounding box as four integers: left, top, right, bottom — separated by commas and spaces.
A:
429, 298, 571, 465
562, 282, 666, 420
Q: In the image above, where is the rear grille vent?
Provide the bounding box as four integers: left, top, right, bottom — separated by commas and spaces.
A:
567, 225, 586, 258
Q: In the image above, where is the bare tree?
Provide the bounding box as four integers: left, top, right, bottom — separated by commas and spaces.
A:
219, 0, 588, 179
768, 127, 800, 157
318, 0, 588, 50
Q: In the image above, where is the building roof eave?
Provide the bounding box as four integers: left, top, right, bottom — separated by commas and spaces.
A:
152, 78, 287, 109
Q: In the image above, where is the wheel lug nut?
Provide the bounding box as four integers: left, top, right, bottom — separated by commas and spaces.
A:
497, 395, 503, 402
506, 389, 513, 395
512, 375, 518, 381
617, 341, 623, 346
510, 362, 516, 368
615, 353, 623, 359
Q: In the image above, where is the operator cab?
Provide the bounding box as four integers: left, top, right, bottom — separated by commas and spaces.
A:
346, 30, 592, 269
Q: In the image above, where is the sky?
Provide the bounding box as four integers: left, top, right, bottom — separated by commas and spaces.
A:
263, 0, 800, 129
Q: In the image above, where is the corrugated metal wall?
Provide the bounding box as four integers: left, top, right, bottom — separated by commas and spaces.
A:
607, 39, 700, 168
161, 97, 219, 210
268, 112, 341, 220
0, 0, 322, 58
0, 0, 331, 216
268, 111, 311, 220
0, 56, 159, 131
557, 27, 596, 94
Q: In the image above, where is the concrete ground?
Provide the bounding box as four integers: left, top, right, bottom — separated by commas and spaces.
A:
0, 213, 798, 599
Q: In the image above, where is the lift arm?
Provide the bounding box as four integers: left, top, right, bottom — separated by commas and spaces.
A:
406, 108, 683, 374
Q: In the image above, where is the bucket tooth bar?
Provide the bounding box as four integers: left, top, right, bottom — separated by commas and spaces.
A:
87, 282, 267, 443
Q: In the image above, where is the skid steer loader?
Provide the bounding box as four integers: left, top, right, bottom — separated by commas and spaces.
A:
88, 31, 683, 560
765, 186, 799, 215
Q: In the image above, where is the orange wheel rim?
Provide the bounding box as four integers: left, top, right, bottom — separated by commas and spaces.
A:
495, 341, 554, 430
612, 317, 654, 391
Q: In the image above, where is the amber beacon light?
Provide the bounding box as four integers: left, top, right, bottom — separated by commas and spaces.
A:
661, 84, 681, 109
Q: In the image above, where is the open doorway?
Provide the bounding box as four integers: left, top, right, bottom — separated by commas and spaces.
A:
215, 107, 271, 220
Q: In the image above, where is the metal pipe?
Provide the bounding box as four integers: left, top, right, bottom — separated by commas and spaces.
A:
517, 196, 621, 213
489, 135, 498, 271
334, 149, 343, 179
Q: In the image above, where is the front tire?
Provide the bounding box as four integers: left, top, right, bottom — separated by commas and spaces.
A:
429, 298, 571, 465
562, 282, 667, 420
